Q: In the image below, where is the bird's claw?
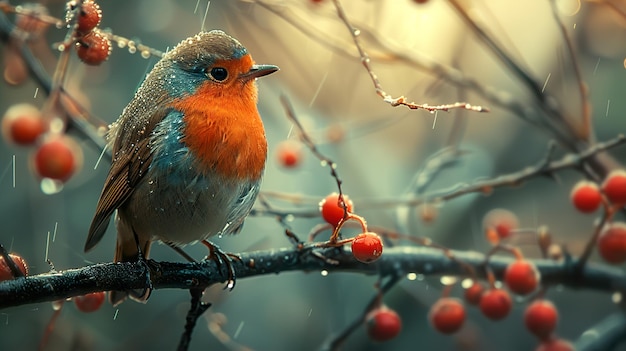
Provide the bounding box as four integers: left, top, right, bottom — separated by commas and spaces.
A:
201, 240, 241, 290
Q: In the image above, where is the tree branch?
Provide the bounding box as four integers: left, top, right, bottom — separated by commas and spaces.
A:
575, 312, 626, 351
2, 245, 625, 309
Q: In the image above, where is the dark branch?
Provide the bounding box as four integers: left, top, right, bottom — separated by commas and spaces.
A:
575, 313, 626, 351
178, 289, 212, 351
1, 245, 625, 309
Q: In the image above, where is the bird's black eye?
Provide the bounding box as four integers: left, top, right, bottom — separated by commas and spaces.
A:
209, 67, 228, 81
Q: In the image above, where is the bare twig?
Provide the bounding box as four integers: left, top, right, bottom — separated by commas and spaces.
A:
254, 134, 626, 218
105, 32, 165, 59
249, 0, 543, 127
279, 95, 351, 235
38, 301, 64, 351
331, 0, 488, 113
178, 288, 211, 351
547, 0, 591, 139
324, 275, 402, 351
446, 0, 585, 153
576, 203, 617, 271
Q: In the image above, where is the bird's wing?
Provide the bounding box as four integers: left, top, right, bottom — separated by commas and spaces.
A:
84, 108, 171, 252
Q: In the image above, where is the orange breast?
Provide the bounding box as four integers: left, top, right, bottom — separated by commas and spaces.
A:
169, 80, 267, 181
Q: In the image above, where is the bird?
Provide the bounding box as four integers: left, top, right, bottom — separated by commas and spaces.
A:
84, 30, 278, 306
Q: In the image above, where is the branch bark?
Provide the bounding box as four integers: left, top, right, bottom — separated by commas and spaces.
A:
2, 245, 625, 309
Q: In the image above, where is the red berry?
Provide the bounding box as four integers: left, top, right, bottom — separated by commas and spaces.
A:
276, 140, 302, 168
352, 232, 383, 263
75, 31, 111, 65
464, 281, 485, 306
535, 338, 574, 351
602, 170, 626, 206
483, 209, 519, 242
73, 291, 105, 313
319, 192, 354, 227
413, 0, 429, 3
570, 181, 602, 213
525, 299, 558, 341
0, 253, 28, 281
76, 1, 102, 34
33, 135, 83, 182
428, 298, 466, 334
504, 260, 540, 295
366, 306, 402, 342
2, 104, 46, 146
479, 288, 512, 320
597, 222, 626, 264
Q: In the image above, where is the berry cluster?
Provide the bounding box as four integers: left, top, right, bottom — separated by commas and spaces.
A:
319, 192, 384, 263
426, 270, 571, 350
570, 171, 626, 213
418, 207, 577, 350
0, 3, 113, 183
71, 1, 111, 65
2, 104, 83, 183
569, 171, 626, 264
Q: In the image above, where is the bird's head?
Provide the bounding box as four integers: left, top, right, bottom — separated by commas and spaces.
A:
161, 30, 278, 99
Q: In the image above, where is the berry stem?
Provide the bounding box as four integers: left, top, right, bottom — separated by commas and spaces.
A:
512, 247, 525, 261
328, 213, 368, 244
485, 268, 497, 289
575, 206, 617, 272
441, 284, 454, 298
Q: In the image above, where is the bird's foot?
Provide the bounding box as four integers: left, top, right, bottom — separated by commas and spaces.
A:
201, 240, 241, 290
109, 255, 154, 306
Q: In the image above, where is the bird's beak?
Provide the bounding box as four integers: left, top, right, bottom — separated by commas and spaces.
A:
241, 64, 279, 81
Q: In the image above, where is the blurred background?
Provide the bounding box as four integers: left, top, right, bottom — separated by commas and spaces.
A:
1, 0, 626, 350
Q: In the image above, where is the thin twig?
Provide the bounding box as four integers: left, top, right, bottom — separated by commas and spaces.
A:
547, 0, 591, 139
38, 301, 63, 351
446, 0, 583, 152
325, 275, 402, 351
575, 203, 617, 271
279, 95, 351, 229
331, 0, 488, 113
253, 134, 626, 218
178, 288, 212, 351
